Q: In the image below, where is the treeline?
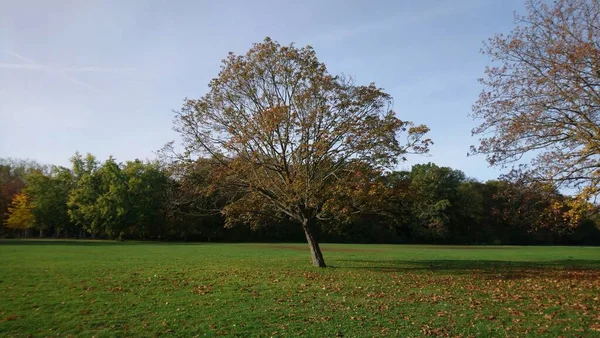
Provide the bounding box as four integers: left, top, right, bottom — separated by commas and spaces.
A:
1, 155, 599, 245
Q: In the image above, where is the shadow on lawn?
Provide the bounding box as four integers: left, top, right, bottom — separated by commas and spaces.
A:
0, 239, 218, 246
0, 239, 134, 246
332, 259, 600, 280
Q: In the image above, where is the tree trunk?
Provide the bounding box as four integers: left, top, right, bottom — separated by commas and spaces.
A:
302, 218, 326, 267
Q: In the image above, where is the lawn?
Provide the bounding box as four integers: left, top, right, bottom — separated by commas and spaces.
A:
1, 241, 599, 337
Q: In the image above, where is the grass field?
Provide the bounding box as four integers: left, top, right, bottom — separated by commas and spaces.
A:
1, 241, 599, 337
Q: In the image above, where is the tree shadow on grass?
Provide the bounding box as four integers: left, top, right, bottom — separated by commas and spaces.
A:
0, 239, 134, 246
0, 239, 221, 246
332, 259, 600, 280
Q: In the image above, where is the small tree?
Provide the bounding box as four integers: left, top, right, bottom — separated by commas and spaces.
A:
174, 38, 431, 266
471, 0, 600, 204
6, 192, 35, 236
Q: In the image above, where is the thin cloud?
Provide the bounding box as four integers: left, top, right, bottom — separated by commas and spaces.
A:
61, 66, 138, 74
8, 51, 37, 64
1, 51, 152, 87
0, 63, 45, 70
6, 50, 97, 90
62, 66, 155, 83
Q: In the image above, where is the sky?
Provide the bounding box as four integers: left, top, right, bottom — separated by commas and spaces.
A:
0, 0, 526, 181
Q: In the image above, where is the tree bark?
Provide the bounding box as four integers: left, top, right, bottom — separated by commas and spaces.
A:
302, 218, 326, 267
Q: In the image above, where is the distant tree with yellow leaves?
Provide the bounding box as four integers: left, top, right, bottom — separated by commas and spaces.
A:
6, 192, 35, 236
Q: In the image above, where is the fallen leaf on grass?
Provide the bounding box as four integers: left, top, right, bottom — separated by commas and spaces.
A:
192, 284, 213, 295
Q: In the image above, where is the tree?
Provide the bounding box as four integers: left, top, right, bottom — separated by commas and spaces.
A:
173, 38, 431, 266
87, 157, 129, 239
454, 181, 485, 244
67, 153, 102, 237
68, 156, 130, 239
6, 192, 35, 234
406, 163, 466, 242
491, 173, 590, 237
0, 158, 43, 235
164, 159, 227, 241
471, 0, 600, 202
0, 163, 23, 235
123, 160, 169, 239
68, 154, 172, 240
25, 167, 74, 237
314, 163, 405, 244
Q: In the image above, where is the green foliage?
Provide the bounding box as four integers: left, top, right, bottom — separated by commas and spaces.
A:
1, 242, 599, 336
94, 157, 129, 238
4, 152, 600, 245
24, 167, 74, 236
68, 155, 170, 240
407, 163, 465, 240
67, 153, 102, 235
123, 160, 169, 239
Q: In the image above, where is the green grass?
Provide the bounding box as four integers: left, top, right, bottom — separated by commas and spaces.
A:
1, 241, 599, 337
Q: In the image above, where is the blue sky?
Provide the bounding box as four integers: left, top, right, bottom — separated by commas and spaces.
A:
0, 0, 525, 181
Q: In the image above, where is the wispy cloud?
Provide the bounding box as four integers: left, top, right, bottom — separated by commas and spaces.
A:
0, 63, 45, 70
1, 51, 149, 90
61, 66, 138, 74
63, 66, 154, 83
5, 50, 97, 90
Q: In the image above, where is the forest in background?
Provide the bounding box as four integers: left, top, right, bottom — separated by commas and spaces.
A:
2, 155, 599, 245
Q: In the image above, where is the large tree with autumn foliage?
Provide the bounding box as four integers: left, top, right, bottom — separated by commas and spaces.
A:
471, 0, 600, 202
173, 38, 431, 267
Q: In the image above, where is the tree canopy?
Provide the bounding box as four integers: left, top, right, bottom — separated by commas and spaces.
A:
471, 0, 600, 202
6, 192, 35, 231
173, 38, 431, 266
